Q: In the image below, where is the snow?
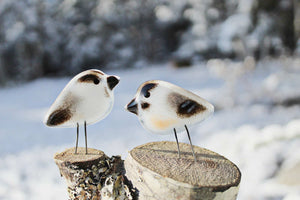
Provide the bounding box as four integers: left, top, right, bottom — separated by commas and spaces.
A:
0, 57, 300, 200
155, 5, 175, 23
217, 14, 251, 53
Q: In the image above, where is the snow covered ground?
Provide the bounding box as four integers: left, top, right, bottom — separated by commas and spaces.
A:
0, 57, 300, 200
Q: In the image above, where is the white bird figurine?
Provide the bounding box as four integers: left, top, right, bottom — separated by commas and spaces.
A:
125, 80, 214, 161
44, 69, 120, 154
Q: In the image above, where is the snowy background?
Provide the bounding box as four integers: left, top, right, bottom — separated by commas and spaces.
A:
0, 0, 299, 85
0, 0, 300, 200
1, 58, 300, 200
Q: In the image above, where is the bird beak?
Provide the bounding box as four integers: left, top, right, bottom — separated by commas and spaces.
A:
126, 98, 138, 115
107, 76, 120, 90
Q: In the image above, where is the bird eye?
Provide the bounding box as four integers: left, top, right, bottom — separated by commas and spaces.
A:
93, 78, 100, 85
144, 92, 150, 98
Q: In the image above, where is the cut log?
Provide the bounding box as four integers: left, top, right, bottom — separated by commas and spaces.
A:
54, 143, 241, 200
54, 147, 134, 200
124, 141, 241, 200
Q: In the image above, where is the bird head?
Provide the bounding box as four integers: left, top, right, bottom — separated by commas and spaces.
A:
68, 69, 120, 98
125, 81, 159, 116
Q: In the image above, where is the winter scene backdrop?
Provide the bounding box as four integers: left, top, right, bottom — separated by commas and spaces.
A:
0, 0, 300, 200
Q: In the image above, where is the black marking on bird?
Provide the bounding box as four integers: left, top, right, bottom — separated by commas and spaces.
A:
126, 98, 138, 115
141, 102, 150, 110
78, 74, 100, 84
46, 108, 72, 126
178, 100, 206, 117
169, 92, 206, 118
107, 76, 120, 90
141, 83, 157, 98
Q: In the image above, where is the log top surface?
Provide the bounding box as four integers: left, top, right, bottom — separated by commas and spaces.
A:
54, 147, 107, 168
130, 141, 241, 190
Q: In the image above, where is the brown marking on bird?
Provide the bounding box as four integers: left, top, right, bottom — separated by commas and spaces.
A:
92, 70, 104, 75
168, 92, 207, 118
46, 93, 79, 126
141, 102, 150, 110
46, 108, 72, 126
78, 74, 100, 84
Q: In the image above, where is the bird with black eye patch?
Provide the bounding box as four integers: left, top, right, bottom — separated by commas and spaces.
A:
125, 80, 214, 162
44, 69, 120, 154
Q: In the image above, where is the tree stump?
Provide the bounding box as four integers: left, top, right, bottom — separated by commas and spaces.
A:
54, 143, 241, 200
124, 141, 241, 200
54, 147, 133, 200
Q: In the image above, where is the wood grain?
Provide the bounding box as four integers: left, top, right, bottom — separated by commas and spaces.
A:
54, 147, 106, 168
125, 141, 241, 200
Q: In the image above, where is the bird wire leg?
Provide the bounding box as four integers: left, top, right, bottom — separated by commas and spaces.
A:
173, 128, 181, 158
84, 121, 88, 154
185, 125, 197, 162
75, 123, 79, 154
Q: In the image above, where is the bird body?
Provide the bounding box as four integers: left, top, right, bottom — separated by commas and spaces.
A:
44, 69, 119, 127
126, 80, 214, 161
126, 80, 214, 134
44, 69, 120, 154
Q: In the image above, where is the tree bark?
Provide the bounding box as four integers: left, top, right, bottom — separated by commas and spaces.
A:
54, 147, 133, 200
54, 142, 241, 200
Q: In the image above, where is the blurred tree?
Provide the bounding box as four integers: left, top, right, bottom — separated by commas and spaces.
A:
0, 0, 297, 85
251, 0, 296, 58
